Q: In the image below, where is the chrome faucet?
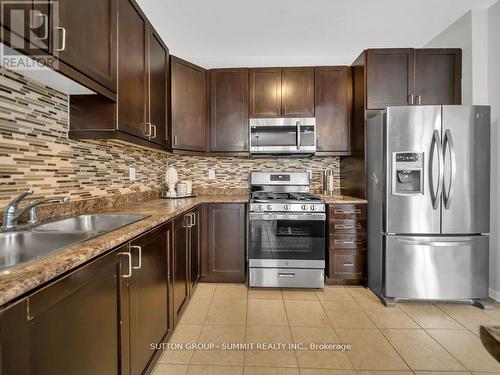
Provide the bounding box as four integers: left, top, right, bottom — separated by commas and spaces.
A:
2, 190, 70, 230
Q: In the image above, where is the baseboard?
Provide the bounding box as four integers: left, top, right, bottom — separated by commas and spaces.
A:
489, 287, 500, 302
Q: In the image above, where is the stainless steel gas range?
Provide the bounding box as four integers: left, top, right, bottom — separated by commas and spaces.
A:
248, 171, 326, 288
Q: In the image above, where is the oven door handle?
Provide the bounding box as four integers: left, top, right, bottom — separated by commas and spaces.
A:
249, 212, 326, 221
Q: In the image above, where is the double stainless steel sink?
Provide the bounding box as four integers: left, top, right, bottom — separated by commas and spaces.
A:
0, 214, 147, 272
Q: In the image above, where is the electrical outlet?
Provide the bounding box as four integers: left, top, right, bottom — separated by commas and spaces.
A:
208, 169, 216, 180
129, 167, 136, 181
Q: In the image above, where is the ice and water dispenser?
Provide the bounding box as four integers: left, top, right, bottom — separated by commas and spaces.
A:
392, 152, 424, 195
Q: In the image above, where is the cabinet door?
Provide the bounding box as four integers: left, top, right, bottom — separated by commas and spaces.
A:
117, 0, 148, 139
57, 0, 117, 91
0, 299, 29, 375
366, 49, 414, 109
210, 68, 249, 152
173, 214, 189, 323
315, 66, 352, 153
129, 224, 170, 375
415, 49, 461, 105
28, 246, 127, 375
189, 208, 200, 294
282, 67, 315, 117
207, 204, 246, 283
171, 56, 207, 151
149, 29, 169, 146
249, 68, 281, 117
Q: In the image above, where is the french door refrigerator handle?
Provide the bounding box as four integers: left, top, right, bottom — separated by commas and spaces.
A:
430, 130, 444, 210
443, 129, 456, 209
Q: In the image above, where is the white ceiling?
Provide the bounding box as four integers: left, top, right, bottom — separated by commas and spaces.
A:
136, 0, 497, 68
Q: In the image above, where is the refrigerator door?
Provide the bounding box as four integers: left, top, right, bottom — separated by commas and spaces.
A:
441, 106, 490, 234
386, 106, 442, 234
385, 235, 489, 300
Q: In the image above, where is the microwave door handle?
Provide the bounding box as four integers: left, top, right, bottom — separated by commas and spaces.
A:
443, 129, 456, 209
296, 121, 301, 151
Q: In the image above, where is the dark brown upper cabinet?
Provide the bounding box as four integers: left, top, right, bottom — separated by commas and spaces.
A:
363, 48, 461, 110
366, 48, 415, 109
210, 68, 249, 152
57, 0, 117, 93
414, 49, 462, 105
249, 67, 314, 118
249, 68, 282, 117
314, 66, 352, 155
282, 67, 315, 117
171, 56, 207, 151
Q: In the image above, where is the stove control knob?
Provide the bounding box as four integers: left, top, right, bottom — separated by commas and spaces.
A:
310, 205, 316, 211
258, 204, 264, 211
267, 205, 273, 210
283, 204, 290, 211
301, 204, 308, 210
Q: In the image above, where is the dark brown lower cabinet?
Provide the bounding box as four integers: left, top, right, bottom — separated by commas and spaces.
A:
0, 299, 29, 375
200, 203, 246, 283
128, 223, 171, 375
326, 203, 367, 285
28, 245, 128, 375
173, 213, 189, 323
189, 207, 200, 295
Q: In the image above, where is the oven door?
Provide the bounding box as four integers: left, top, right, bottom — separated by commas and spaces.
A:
248, 212, 326, 268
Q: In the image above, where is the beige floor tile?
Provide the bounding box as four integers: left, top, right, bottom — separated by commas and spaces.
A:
381, 329, 466, 371
191, 324, 246, 365
358, 302, 419, 329
291, 326, 353, 369
471, 373, 500, 375
356, 372, 413, 375
205, 298, 247, 325
159, 324, 202, 364
300, 370, 356, 375
483, 302, 500, 322
179, 300, 211, 324
152, 363, 188, 375
285, 300, 331, 327
187, 364, 244, 375
192, 283, 217, 297
282, 288, 319, 300
335, 329, 409, 371
427, 329, 500, 372
345, 287, 379, 302
247, 299, 288, 326
321, 301, 375, 328
437, 304, 499, 334
414, 372, 472, 375
248, 288, 283, 300
245, 325, 298, 367
398, 304, 464, 329
315, 287, 355, 302
213, 284, 248, 299
244, 366, 300, 374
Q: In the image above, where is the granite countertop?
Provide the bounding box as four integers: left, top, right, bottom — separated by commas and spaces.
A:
320, 195, 368, 204
0, 195, 248, 307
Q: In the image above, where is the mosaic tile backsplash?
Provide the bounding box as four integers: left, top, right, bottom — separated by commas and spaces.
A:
0, 66, 340, 211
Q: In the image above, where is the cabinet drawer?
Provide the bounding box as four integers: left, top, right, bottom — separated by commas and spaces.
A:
329, 250, 366, 279
330, 204, 366, 220
330, 235, 367, 250
329, 219, 366, 234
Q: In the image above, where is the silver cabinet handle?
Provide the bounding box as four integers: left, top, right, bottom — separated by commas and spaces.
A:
333, 209, 361, 215
118, 252, 132, 278
183, 213, 192, 228
130, 245, 142, 269
343, 263, 354, 267
144, 123, 152, 138
430, 130, 444, 210
443, 129, 456, 209
174, 135, 178, 145
151, 124, 157, 139
278, 273, 295, 278
296, 121, 301, 151
190, 212, 196, 227
408, 94, 415, 105
54, 26, 66, 52
416, 95, 422, 105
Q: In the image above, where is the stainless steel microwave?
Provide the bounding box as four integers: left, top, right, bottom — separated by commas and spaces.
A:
249, 117, 316, 156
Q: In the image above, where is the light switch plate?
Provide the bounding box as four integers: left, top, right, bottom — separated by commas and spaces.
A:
129, 167, 136, 181
208, 169, 216, 180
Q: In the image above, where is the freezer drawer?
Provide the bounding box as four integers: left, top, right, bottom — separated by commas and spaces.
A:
249, 268, 324, 288
385, 235, 488, 300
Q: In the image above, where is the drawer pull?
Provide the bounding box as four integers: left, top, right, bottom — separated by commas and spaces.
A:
334, 209, 361, 215
278, 273, 295, 278
343, 262, 354, 267
335, 240, 355, 244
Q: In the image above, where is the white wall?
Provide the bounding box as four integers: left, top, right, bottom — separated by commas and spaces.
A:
488, 0, 500, 301
425, 2, 500, 301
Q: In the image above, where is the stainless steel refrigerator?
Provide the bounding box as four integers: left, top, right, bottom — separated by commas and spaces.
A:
367, 105, 490, 308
